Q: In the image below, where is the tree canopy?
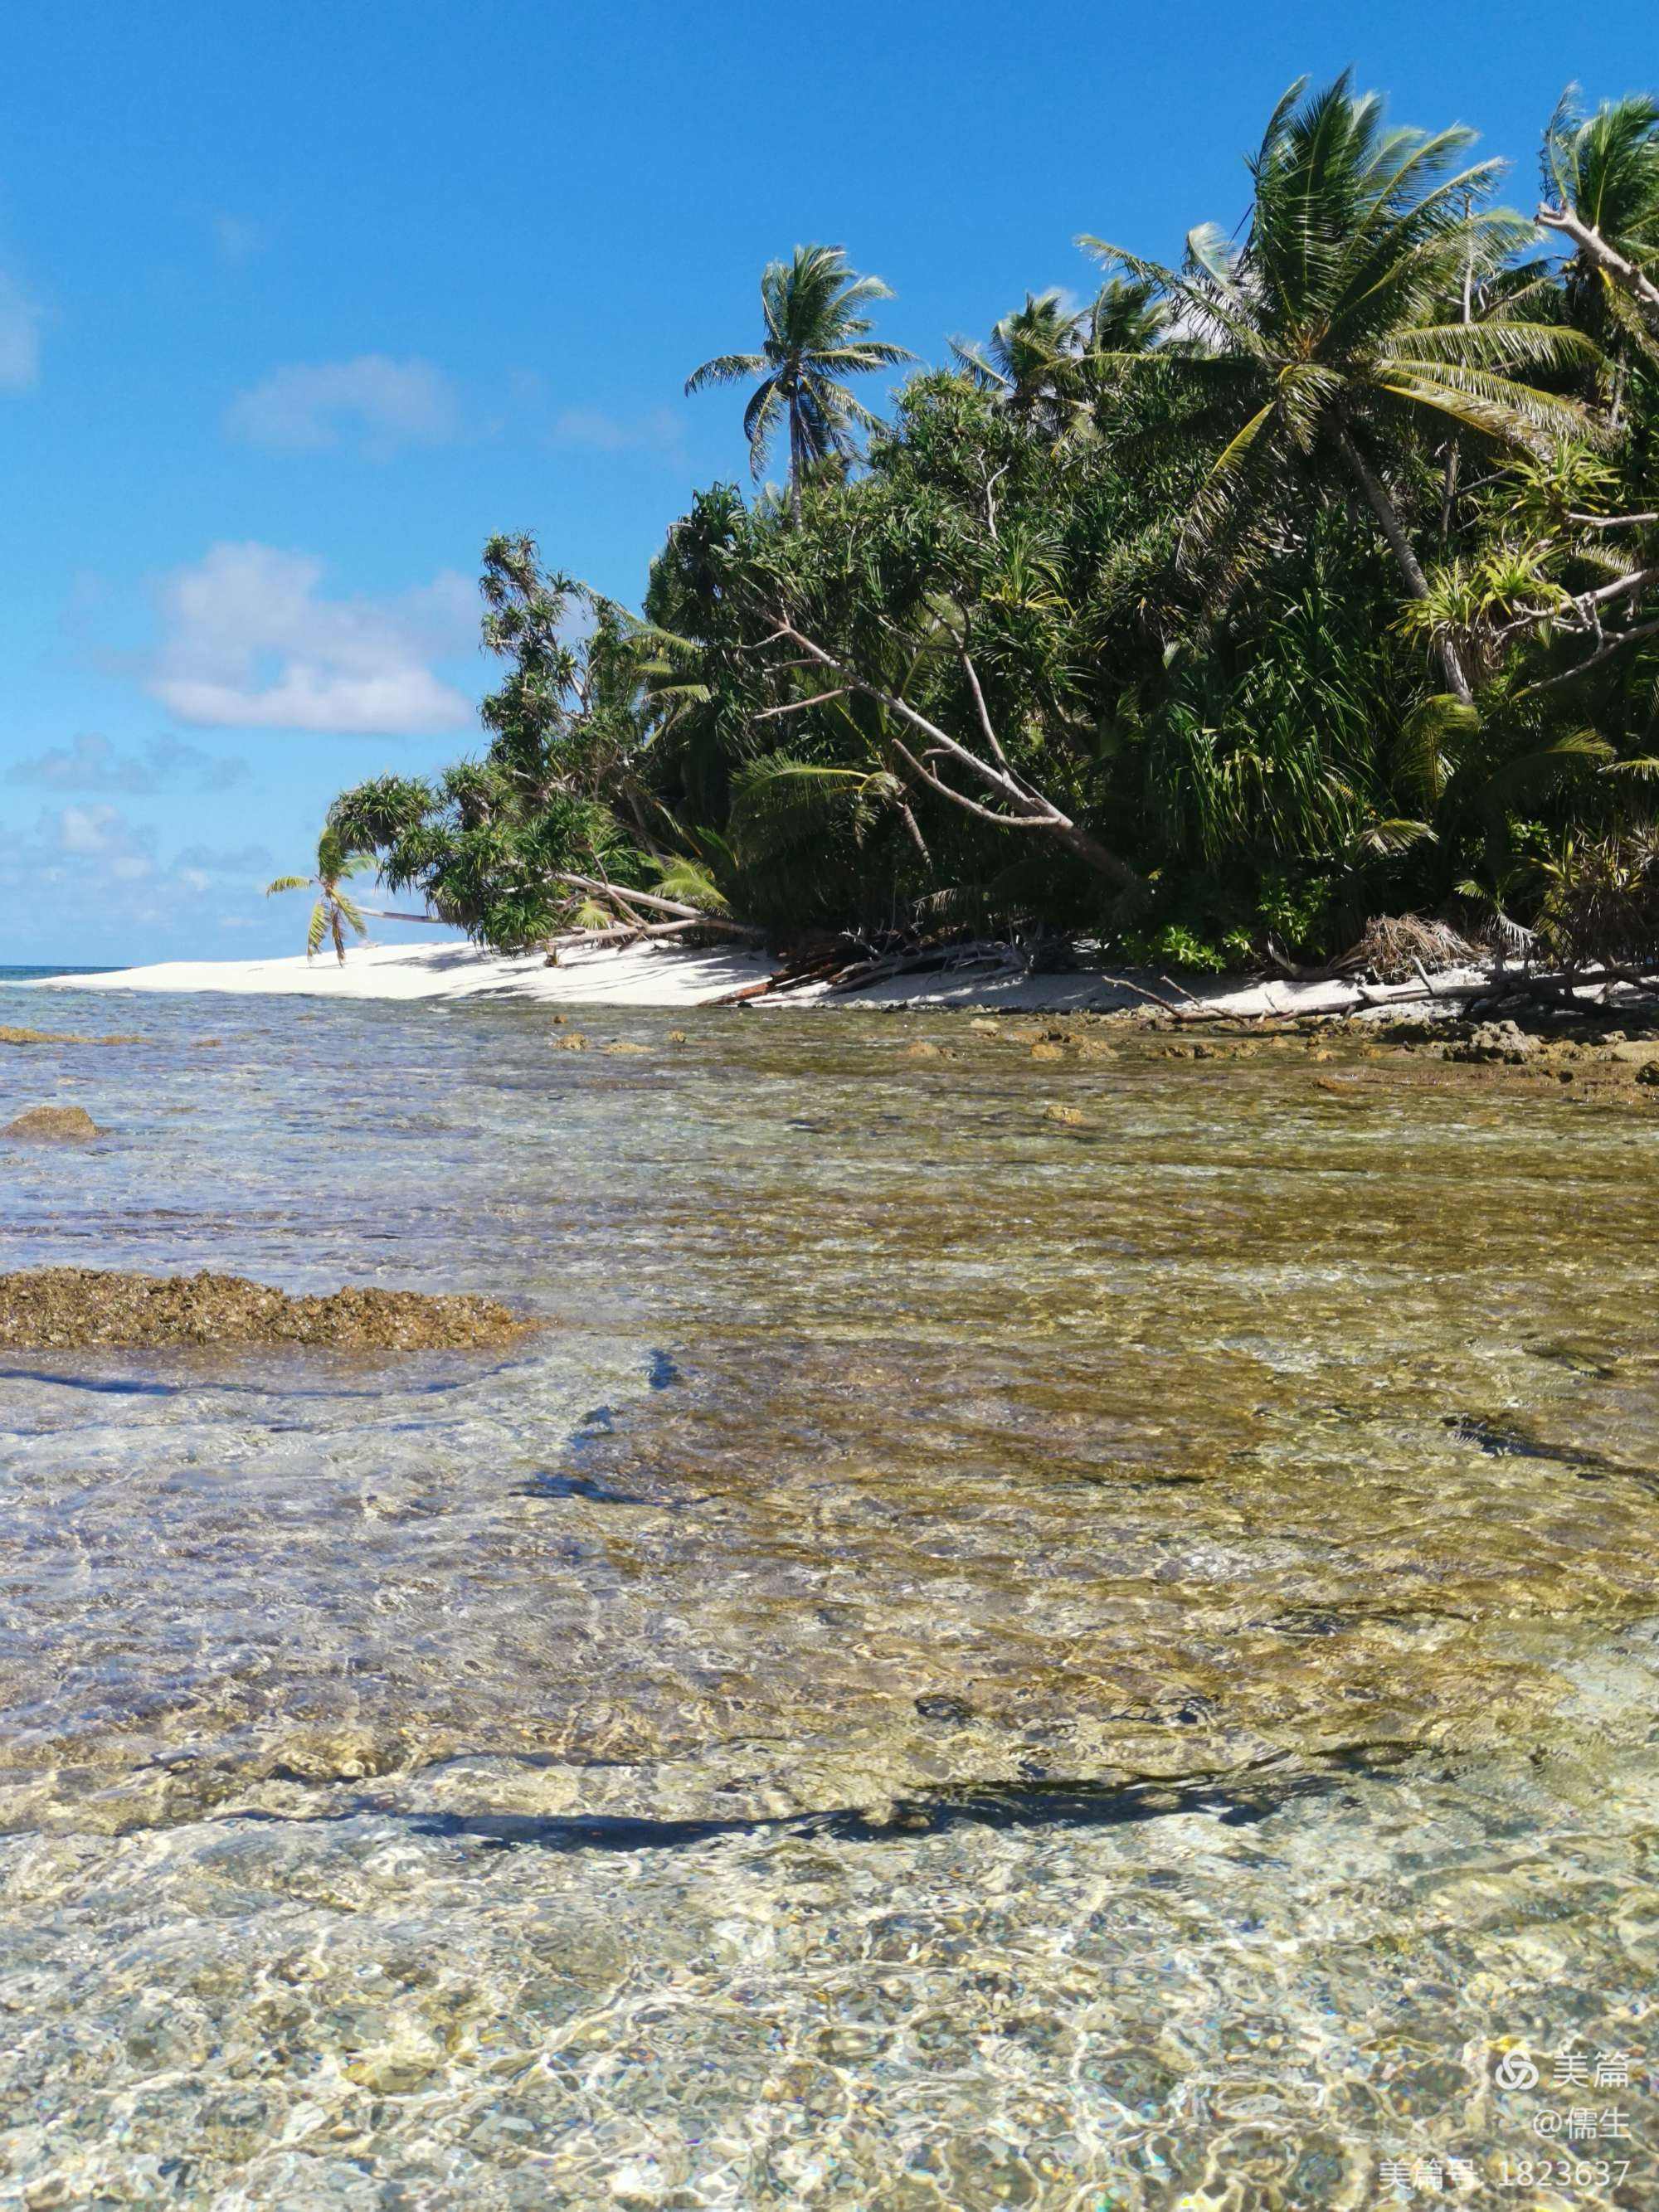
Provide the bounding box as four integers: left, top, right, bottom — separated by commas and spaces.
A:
333, 75, 1659, 978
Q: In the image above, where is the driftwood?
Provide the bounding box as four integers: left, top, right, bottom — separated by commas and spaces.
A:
544, 914, 759, 965
825, 943, 1024, 995
711, 910, 1659, 1022
1162, 963, 1659, 1026
539, 870, 765, 965
714, 936, 1025, 1006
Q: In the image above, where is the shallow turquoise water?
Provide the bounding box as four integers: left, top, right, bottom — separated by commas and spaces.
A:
1, 984, 1658, 2208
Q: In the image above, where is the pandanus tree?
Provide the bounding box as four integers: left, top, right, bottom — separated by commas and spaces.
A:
329, 536, 759, 955
265, 829, 368, 964
684, 245, 913, 516
1082, 73, 1598, 704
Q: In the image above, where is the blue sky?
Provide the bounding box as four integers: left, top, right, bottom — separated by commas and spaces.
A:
3, 0, 1653, 965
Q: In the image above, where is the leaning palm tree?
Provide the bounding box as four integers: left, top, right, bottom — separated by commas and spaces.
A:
684, 245, 913, 515
1081, 73, 1598, 702
265, 828, 367, 964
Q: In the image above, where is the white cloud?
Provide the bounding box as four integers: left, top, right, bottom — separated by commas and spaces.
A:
57, 802, 139, 859
0, 805, 276, 955
225, 354, 459, 456
145, 541, 477, 736
7, 732, 250, 795
0, 272, 42, 391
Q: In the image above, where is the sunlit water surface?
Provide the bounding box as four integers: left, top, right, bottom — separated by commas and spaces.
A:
1, 983, 1657, 2209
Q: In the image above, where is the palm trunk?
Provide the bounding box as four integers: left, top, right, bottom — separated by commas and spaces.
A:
787, 391, 803, 523
1337, 426, 1473, 705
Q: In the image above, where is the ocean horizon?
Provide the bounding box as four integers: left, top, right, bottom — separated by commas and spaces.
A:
0, 965, 117, 981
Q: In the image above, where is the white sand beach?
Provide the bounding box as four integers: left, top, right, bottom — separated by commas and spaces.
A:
27, 936, 1486, 1018
31, 939, 774, 1009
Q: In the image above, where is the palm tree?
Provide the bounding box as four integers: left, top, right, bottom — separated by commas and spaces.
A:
953, 282, 1172, 435
1081, 275, 1172, 357
1537, 90, 1659, 347
684, 245, 913, 515
1081, 73, 1598, 703
951, 290, 1084, 428
265, 828, 368, 964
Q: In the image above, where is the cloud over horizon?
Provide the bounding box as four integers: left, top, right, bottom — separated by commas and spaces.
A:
0, 802, 276, 953
225, 354, 460, 456
7, 732, 251, 795
145, 542, 478, 736
52, 800, 155, 876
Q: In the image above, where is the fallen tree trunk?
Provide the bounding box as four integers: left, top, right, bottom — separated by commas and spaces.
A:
552, 872, 712, 921
713, 936, 1025, 1005
544, 915, 753, 964
1164, 964, 1659, 1024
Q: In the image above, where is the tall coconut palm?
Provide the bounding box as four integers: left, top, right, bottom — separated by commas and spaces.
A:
1538, 90, 1659, 345
952, 281, 1172, 440
684, 245, 913, 515
265, 828, 368, 964
951, 290, 1084, 428
1081, 275, 1172, 357
1082, 73, 1598, 702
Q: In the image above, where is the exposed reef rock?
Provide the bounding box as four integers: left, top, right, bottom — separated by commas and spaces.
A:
5, 1106, 102, 1141
0, 1267, 532, 1351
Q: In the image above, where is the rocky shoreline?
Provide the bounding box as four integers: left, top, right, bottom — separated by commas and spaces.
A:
900, 1003, 1659, 1098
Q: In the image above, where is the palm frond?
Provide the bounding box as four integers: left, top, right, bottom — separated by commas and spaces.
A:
684, 352, 766, 395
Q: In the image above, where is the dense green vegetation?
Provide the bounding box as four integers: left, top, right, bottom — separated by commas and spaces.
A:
331, 76, 1659, 973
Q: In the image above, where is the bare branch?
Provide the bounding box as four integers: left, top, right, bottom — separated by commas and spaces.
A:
752, 688, 855, 722
886, 733, 1040, 826
749, 614, 1146, 894
958, 648, 1017, 774
1537, 202, 1659, 324
1571, 564, 1659, 618
1527, 612, 1659, 693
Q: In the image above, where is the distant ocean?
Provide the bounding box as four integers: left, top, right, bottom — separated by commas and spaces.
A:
0, 966, 115, 982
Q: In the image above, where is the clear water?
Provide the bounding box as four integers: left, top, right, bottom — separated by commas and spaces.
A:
2, 984, 1657, 2208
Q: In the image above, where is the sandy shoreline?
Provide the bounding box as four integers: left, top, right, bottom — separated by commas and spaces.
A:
28, 941, 777, 1009
22, 937, 1491, 1019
